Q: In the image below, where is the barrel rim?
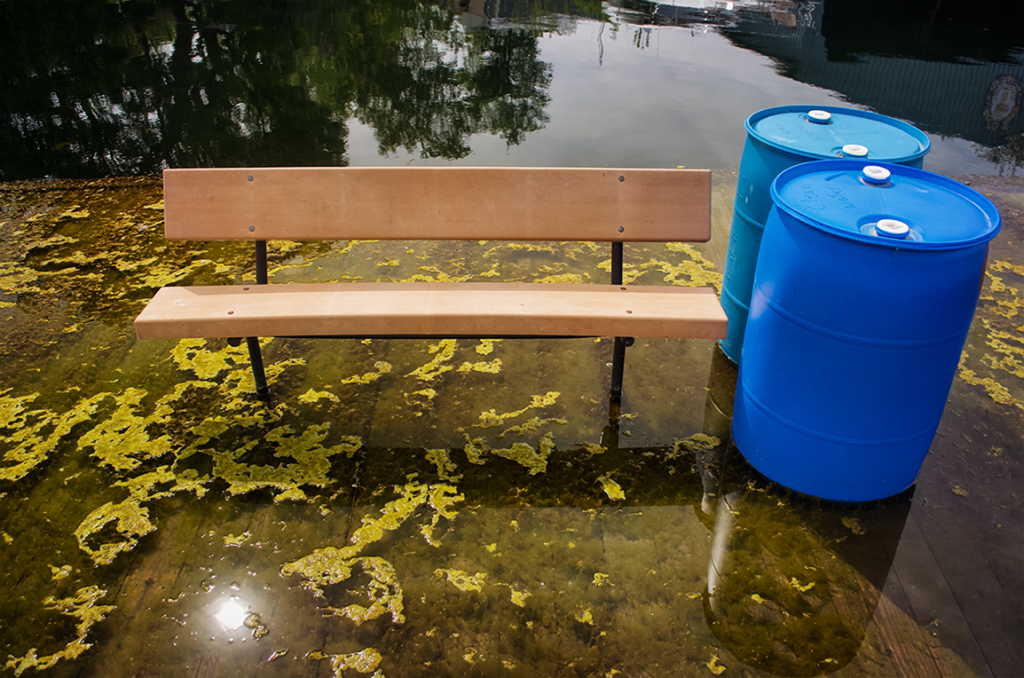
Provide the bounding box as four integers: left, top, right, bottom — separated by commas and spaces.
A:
769, 159, 1002, 251
745, 105, 931, 163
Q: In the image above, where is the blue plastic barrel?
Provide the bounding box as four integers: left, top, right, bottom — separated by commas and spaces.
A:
720, 105, 930, 363
731, 160, 1000, 502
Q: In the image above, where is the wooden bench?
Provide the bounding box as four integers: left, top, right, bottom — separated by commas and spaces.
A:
134, 167, 727, 397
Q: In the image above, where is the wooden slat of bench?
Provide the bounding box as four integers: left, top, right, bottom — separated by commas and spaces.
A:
134, 283, 728, 341
162, 167, 711, 243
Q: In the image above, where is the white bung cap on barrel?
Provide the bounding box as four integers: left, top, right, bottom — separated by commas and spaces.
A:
877, 218, 910, 238
862, 165, 891, 184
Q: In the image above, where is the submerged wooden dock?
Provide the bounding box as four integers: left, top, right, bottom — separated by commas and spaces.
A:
0, 175, 1020, 678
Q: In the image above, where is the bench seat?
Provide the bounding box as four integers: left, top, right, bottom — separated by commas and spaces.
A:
135, 282, 727, 341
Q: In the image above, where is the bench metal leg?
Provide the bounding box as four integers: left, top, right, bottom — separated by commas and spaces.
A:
602, 391, 622, 454
610, 336, 634, 396
245, 337, 270, 397
608, 241, 634, 397
246, 240, 271, 397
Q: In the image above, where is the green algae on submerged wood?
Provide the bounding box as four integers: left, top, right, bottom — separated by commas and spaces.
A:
307, 647, 384, 677
0, 390, 109, 482
958, 258, 1024, 410
435, 568, 487, 592
74, 465, 207, 566
3, 176, 944, 677
282, 482, 463, 626
3, 586, 115, 677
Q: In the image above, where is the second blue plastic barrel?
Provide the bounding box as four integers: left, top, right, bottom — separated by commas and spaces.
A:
720, 105, 930, 363
731, 160, 1000, 502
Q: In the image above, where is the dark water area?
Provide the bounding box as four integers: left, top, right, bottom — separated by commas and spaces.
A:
0, 0, 562, 179
1, 0, 1022, 180
1, 2, 1022, 678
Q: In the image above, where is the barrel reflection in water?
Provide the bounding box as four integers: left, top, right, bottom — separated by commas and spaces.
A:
696, 344, 739, 521
702, 450, 913, 676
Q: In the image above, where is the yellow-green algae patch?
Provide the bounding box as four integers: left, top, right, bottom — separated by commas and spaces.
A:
425, 448, 460, 481
404, 388, 438, 413
243, 612, 269, 640
536, 273, 588, 284
669, 433, 722, 460
283, 551, 406, 623
58, 205, 90, 219
495, 434, 555, 474
49, 564, 73, 580
473, 391, 561, 429
483, 242, 559, 258
842, 517, 866, 535
342, 558, 407, 625
340, 360, 392, 385
282, 482, 463, 624
456, 358, 502, 374
142, 258, 213, 287
172, 338, 250, 380
76, 388, 174, 472
597, 475, 626, 501
299, 389, 341, 403
507, 587, 531, 607
0, 266, 43, 294
403, 264, 500, 283
595, 244, 723, 290
789, 577, 816, 592
436, 568, 487, 592
575, 607, 595, 625
463, 432, 556, 475
474, 339, 502, 355
333, 239, 379, 256
4, 586, 115, 677
419, 483, 464, 546
75, 466, 207, 566
348, 482, 462, 550
307, 648, 383, 676
1, 391, 110, 482
958, 258, 1024, 410
407, 339, 457, 381
499, 416, 568, 437
209, 425, 362, 502
706, 653, 727, 675
456, 392, 565, 472
224, 532, 251, 547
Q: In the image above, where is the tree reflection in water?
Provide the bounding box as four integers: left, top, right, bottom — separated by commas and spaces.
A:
0, 0, 555, 179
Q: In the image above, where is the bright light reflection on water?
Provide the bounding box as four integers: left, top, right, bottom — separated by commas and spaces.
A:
214, 600, 248, 631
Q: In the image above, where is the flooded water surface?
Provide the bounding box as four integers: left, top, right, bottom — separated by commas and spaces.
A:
1, 1, 1022, 677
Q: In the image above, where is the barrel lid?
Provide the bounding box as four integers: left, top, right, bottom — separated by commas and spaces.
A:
746, 105, 930, 163
770, 160, 1001, 250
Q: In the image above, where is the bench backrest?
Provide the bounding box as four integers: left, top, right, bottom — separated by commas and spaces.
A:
162, 167, 711, 243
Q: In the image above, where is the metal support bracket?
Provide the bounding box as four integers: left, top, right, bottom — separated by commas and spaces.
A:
246, 336, 269, 397
245, 240, 270, 397
610, 240, 631, 396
